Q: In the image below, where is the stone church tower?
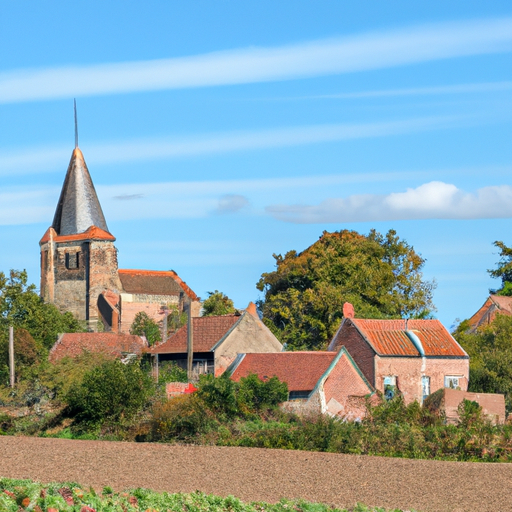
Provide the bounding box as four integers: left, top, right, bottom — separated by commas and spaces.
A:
40, 146, 122, 329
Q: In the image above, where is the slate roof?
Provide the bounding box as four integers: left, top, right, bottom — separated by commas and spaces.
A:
119, 269, 198, 300
52, 147, 110, 236
230, 352, 337, 391
345, 318, 468, 357
49, 333, 147, 362
150, 315, 240, 354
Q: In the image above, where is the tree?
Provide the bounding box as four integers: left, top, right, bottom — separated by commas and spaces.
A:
257, 229, 435, 350
0, 269, 84, 352
488, 241, 512, 296
453, 315, 512, 413
202, 290, 236, 316
130, 311, 161, 345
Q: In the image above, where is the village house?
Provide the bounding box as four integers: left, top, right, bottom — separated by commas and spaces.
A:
39, 143, 201, 333
49, 332, 148, 363
467, 294, 512, 332
328, 304, 469, 404
229, 349, 375, 420
149, 303, 283, 378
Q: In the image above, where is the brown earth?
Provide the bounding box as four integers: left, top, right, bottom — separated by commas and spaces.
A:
0, 436, 511, 512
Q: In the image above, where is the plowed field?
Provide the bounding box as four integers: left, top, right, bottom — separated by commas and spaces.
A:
0, 436, 511, 512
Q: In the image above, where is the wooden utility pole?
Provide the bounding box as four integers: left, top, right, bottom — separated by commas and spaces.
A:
187, 305, 193, 382
162, 306, 168, 343
8, 326, 14, 388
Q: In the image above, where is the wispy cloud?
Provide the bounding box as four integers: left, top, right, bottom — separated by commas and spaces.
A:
1, 17, 511, 103
215, 194, 250, 214
267, 181, 512, 223
314, 81, 512, 100
0, 115, 464, 176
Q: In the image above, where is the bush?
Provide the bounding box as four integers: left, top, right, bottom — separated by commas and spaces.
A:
65, 360, 154, 428
237, 374, 288, 413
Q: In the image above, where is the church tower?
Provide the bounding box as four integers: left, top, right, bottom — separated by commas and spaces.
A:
40, 145, 122, 329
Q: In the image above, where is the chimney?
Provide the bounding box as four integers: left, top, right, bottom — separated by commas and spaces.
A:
343, 302, 355, 319
246, 302, 258, 318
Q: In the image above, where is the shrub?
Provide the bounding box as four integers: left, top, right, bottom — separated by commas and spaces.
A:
237, 374, 288, 413
65, 360, 154, 428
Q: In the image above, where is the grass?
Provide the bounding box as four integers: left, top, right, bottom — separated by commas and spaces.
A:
0, 478, 415, 512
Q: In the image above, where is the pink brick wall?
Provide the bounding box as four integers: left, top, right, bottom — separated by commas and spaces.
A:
330, 322, 375, 385
375, 356, 469, 404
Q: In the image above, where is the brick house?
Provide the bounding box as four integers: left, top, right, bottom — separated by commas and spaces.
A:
229, 349, 375, 420
149, 303, 283, 378
49, 332, 148, 362
329, 306, 469, 404
467, 295, 512, 332
40, 144, 200, 332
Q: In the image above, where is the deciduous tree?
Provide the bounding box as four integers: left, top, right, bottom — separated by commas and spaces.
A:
202, 290, 236, 316
257, 229, 435, 350
488, 241, 512, 296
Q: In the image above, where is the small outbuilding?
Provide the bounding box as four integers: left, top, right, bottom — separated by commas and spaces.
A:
229, 348, 375, 420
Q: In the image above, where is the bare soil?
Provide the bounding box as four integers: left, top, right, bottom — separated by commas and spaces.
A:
0, 436, 511, 512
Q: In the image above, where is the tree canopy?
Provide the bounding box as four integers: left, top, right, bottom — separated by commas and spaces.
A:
257, 229, 436, 350
202, 290, 236, 316
130, 311, 161, 345
454, 315, 512, 413
0, 270, 84, 351
488, 241, 512, 296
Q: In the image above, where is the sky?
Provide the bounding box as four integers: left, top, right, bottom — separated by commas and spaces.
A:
0, 1, 511, 330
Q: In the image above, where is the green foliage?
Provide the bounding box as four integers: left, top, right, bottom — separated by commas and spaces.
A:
257, 230, 436, 350
237, 374, 288, 413
488, 240, 512, 295
0, 478, 391, 512
130, 311, 161, 345
0, 328, 40, 384
158, 361, 188, 384
454, 315, 512, 413
165, 305, 188, 334
0, 269, 84, 352
196, 373, 239, 418
65, 360, 154, 428
202, 290, 236, 316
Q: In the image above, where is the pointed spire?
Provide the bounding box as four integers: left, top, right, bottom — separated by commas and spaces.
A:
52, 147, 110, 236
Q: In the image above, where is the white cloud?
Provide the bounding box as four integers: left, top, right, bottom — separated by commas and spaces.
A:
315, 81, 512, 100
0, 17, 511, 103
0, 115, 461, 176
266, 181, 512, 223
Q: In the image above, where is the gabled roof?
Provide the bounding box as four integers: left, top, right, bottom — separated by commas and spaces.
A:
49, 333, 147, 362
468, 295, 512, 331
336, 318, 467, 357
119, 269, 198, 300
150, 314, 241, 354
51, 147, 110, 236
230, 352, 337, 391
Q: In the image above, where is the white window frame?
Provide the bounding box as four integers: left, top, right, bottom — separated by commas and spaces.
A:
444, 376, 461, 389
421, 376, 430, 401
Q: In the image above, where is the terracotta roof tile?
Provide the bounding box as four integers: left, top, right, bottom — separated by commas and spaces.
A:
350, 319, 467, 357
490, 295, 512, 313
102, 290, 120, 308
119, 269, 198, 300
231, 352, 337, 391
150, 315, 240, 354
40, 225, 115, 244
49, 333, 147, 362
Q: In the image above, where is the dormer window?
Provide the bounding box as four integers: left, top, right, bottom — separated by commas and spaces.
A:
66, 252, 80, 269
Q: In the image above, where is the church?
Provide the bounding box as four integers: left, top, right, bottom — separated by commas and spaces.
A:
39, 142, 201, 332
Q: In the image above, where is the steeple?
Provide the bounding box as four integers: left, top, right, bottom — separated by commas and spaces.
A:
51, 147, 110, 236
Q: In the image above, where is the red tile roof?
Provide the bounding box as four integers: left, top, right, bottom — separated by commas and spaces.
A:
150, 315, 240, 354
102, 290, 120, 309
468, 295, 512, 331
230, 352, 337, 391
49, 333, 147, 362
349, 319, 467, 357
118, 269, 198, 300
40, 225, 115, 244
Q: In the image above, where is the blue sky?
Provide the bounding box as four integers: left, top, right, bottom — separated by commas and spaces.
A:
0, 1, 511, 329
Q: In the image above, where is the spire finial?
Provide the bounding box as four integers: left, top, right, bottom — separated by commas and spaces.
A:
74, 99, 78, 148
